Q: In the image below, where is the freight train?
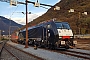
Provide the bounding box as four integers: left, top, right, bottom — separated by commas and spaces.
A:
11, 20, 77, 49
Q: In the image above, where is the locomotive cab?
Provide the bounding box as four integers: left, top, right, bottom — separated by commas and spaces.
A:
55, 22, 77, 49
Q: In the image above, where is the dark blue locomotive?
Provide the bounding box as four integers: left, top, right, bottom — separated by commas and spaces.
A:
18, 20, 77, 49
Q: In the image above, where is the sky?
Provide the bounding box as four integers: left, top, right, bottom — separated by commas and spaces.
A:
0, 0, 61, 25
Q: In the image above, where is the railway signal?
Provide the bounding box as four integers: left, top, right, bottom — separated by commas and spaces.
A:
27, 1, 60, 10
10, 0, 17, 6
34, 0, 40, 7
0, 30, 5, 40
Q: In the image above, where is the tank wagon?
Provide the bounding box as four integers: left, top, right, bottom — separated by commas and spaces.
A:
17, 20, 77, 49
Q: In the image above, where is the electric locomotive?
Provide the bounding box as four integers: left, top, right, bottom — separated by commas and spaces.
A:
18, 20, 77, 49
11, 31, 19, 43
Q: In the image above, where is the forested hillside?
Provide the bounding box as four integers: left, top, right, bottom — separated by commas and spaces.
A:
27, 0, 90, 34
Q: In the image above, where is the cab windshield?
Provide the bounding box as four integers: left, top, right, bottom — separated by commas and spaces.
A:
55, 22, 70, 29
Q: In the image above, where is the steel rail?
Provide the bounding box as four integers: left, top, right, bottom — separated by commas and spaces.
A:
4, 47, 20, 60
7, 44, 44, 60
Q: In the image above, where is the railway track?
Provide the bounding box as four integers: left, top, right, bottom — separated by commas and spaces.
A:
59, 49, 90, 60
38, 47, 90, 60
5, 44, 44, 60
4, 47, 20, 60
0, 40, 44, 60
51, 49, 90, 60
7, 44, 44, 60
0, 40, 19, 60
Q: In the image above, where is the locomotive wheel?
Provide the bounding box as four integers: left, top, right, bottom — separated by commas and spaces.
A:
65, 41, 73, 49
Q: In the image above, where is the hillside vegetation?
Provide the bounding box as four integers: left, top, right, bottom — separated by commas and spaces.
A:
27, 0, 90, 34
0, 16, 23, 35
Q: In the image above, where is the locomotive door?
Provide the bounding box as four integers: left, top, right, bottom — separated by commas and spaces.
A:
45, 24, 51, 45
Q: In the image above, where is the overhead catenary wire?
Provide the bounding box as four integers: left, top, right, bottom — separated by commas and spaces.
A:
9, 0, 24, 19
0, 0, 23, 18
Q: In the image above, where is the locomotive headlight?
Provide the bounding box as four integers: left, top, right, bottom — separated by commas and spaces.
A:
34, 40, 36, 42
59, 36, 62, 38
48, 30, 49, 32
70, 36, 73, 38
73, 41, 77, 44
42, 40, 44, 42
61, 41, 65, 45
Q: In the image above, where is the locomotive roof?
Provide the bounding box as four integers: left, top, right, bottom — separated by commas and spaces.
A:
21, 21, 69, 32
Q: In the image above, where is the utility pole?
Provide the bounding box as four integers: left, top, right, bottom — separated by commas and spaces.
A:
25, 0, 28, 48
0, 30, 1, 41
0, 30, 4, 40
78, 12, 81, 35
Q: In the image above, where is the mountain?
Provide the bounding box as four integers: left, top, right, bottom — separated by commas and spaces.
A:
27, 0, 90, 34
0, 16, 23, 35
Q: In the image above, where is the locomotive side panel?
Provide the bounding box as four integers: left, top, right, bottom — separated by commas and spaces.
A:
28, 27, 43, 40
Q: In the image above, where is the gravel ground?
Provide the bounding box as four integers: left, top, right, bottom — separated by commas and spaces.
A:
7, 41, 88, 60
75, 39, 90, 50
